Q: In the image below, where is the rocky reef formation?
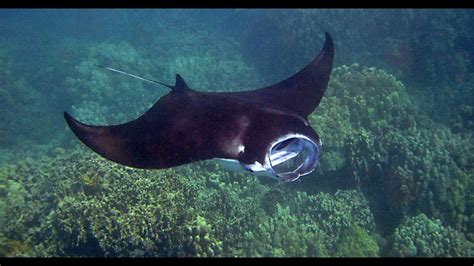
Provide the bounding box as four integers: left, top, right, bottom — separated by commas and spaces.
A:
2, 63, 472, 257
0, 147, 376, 257
0, 53, 55, 150
308, 64, 473, 246
390, 213, 472, 257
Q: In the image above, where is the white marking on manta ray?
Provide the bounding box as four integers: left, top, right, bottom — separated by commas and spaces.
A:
219, 115, 249, 157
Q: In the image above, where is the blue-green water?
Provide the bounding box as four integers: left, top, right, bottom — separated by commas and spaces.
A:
0, 9, 473, 257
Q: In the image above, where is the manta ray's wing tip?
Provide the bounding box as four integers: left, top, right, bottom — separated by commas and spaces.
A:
324, 32, 334, 50
63, 111, 74, 126
64, 111, 87, 140
63, 111, 99, 140
325, 32, 332, 40
64, 111, 83, 130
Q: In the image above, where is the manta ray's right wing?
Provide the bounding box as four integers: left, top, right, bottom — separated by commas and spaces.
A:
226, 32, 334, 119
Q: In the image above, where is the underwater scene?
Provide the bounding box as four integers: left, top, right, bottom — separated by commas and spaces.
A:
0, 9, 473, 257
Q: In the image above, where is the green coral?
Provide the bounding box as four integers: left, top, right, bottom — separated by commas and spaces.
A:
295, 190, 376, 254
65, 41, 161, 125
0, 145, 376, 257
0, 163, 32, 257
248, 203, 329, 257
4, 240, 31, 257
309, 64, 414, 180
335, 225, 379, 257
4, 63, 471, 258
184, 215, 223, 257
150, 29, 264, 92
390, 213, 472, 257
307, 64, 473, 242
0, 148, 206, 257
0, 56, 55, 149
218, 187, 375, 257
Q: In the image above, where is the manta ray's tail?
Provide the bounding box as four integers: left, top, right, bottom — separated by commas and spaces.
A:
94, 64, 174, 89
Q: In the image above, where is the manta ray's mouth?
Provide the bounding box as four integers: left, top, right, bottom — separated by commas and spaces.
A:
267, 134, 320, 182
217, 134, 320, 182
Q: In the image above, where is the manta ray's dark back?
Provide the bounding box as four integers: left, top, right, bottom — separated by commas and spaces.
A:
64, 33, 335, 181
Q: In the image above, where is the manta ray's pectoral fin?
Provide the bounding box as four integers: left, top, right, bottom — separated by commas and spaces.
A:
63, 73, 211, 170
227, 32, 335, 118
63, 112, 155, 168
64, 33, 335, 183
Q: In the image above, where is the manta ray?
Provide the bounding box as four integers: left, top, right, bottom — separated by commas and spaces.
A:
64, 33, 335, 182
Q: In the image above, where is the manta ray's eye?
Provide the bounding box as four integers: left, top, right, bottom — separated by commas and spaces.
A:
268, 135, 320, 182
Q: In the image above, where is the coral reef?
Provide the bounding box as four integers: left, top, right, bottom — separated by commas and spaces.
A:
309, 64, 414, 180
64, 41, 161, 125
0, 147, 211, 257
144, 29, 265, 92
308, 64, 473, 244
335, 225, 379, 257
245, 203, 329, 257
390, 213, 472, 257
0, 55, 55, 149
0, 145, 375, 257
